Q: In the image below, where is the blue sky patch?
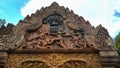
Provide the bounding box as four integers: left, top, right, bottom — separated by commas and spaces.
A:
114, 10, 120, 17
0, 0, 29, 25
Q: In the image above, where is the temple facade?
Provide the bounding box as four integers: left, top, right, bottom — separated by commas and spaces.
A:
0, 2, 119, 68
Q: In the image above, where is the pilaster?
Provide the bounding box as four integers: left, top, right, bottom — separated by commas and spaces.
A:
99, 51, 119, 68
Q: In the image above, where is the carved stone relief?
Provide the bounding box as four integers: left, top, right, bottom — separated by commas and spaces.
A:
95, 25, 114, 50
20, 61, 49, 68
58, 61, 86, 68
0, 2, 114, 51
7, 53, 101, 68
0, 2, 118, 68
15, 13, 93, 50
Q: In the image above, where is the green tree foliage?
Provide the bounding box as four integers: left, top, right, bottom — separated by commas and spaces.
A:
0, 19, 6, 27
115, 32, 120, 55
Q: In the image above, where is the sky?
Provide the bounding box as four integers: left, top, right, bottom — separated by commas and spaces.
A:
0, 0, 120, 38
0, 0, 29, 24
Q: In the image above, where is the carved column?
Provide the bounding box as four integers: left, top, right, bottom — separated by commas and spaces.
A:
0, 52, 8, 68
99, 50, 119, 68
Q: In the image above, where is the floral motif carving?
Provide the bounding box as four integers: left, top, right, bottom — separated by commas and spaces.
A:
7, 53, 101, 68
20, 61, 50, 68
58, 61, 86, 68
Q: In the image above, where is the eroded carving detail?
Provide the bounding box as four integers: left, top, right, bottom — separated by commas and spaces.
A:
95, 25, 114, 50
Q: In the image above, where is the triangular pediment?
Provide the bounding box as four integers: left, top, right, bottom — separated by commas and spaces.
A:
0, 2, 114, 53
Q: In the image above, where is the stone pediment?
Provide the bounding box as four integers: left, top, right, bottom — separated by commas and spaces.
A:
0, 2, 119, 68
0, 2, 114, 53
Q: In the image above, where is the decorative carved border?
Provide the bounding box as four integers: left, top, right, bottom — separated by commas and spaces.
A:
11, 48, 99, 53
7, 53, 101, 68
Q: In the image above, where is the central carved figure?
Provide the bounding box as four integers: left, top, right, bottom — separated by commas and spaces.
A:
22, 13, 87, 49
43, 13, 65, 35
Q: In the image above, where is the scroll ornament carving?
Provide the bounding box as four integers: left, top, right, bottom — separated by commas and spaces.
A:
20, 61, 49, 68
59, 61, 86, 68
20, 61, 86, 68
7, 53, 101, 68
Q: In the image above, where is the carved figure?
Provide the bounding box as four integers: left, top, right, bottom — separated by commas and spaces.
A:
72, 32, 86, 48
43, 13, 65, 35
22, 13, 89, 49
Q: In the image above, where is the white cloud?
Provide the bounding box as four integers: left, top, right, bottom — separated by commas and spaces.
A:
21, 0, 120, 38
21, 0, 87, 17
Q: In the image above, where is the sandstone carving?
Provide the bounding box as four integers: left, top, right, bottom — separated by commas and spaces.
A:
0, 2, 114, 51
0, 2, 118, 68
